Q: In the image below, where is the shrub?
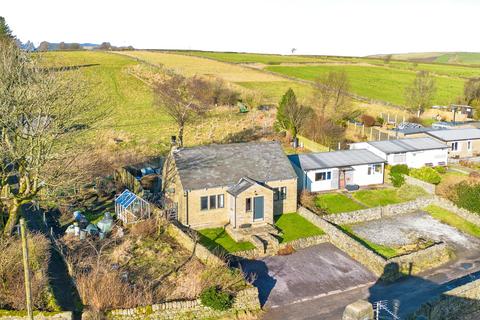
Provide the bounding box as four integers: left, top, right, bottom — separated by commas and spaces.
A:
453, 181, 480, 214
390, 172, 405, 188
277, 244, 295, 256
200, 286, 233, 311
407, 116, 422, 124
360, 114, 376, 127
434, 166, 447, 174
375, 116, 385, 126
390, 164, 410, 175
410, 167, 442, 185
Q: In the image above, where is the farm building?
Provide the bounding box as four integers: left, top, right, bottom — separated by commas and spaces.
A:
426, 128, 480, 159
164, 141, 297, 230
350, 137, 449, 168
288, 149, 386, 192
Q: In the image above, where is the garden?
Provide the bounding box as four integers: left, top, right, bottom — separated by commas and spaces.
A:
314, 184, 427, 214
199, 213, 324, 253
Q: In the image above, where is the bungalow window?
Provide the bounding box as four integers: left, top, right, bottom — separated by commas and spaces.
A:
315, 171, 331, 181
273, 187, 287, 201
209, 195, 217, 209
246, 198, 252, 212
468, 141, 473, 151
218, 194, 224, 208
451, 142, 459, 151
368, 164, 382, 175
200, 196, 208, 211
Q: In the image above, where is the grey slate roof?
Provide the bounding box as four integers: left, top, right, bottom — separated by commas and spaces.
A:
288, 149, 386, 171
426, 128, 480, 142
393, 127, 440, 136
173, 141, 297, 191
367, 137, 448, 154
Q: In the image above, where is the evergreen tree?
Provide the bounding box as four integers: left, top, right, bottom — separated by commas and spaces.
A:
0, 16, 14, 39
276, 88, 297, 133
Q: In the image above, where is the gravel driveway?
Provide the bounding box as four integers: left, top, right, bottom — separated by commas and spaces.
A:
351, 211, 480, 249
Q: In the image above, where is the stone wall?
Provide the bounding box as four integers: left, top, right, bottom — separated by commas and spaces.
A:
324, 197, 435, 225
408, 278, 480, 319
298, 207, 453, 281
233, 234, 329, 259
404, 175, 436, 194
108, 287, 260, 320
433, 196, 480, 226
166, 222, 225, 265
0, 312, 72, 320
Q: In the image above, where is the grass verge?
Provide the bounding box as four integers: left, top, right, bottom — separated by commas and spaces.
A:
424, 205, 480, 238
339, 225, 399, 259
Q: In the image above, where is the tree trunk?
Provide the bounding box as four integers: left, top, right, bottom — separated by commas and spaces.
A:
3, 202, 21, 237
178, 125, 184, 147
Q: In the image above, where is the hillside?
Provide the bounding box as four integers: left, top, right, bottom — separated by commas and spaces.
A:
370, 52, 480, 65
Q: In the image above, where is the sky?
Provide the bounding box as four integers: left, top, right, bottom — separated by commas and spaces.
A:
3, 0, 479, 56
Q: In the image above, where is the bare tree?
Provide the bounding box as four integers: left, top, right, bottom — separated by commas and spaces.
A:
405, 71, 436, 116
305, 113, 346, 150
153, 75, 213, 147
0, 39, 102, 236
383, 54, 393, 64
37, 41, 49, 52
464, 78, 480, 106
312, 71, 351, 119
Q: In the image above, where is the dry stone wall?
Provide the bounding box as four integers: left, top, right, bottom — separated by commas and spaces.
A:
0, 312, 72, 320
408, 278, 480, 319
433, 196, 480, 226
108, 287, 260, 320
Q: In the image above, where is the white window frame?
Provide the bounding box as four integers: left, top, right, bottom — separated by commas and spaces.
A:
451, 141, 459, 151
467, 141, 473, 151
315, 171, 332, 181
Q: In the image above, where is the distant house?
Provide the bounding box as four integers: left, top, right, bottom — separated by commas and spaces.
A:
288, 149, 386, 192
165, 141, 297, 230
426, 128, 480, 159
350, 137, 449, 168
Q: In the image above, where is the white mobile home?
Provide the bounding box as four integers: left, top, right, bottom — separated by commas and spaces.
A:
288, 149, 386, 192
350, 137, 449, 168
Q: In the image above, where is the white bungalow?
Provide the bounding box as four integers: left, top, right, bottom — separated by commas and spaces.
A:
349, 137, 449, 168
288, 149, 386, 192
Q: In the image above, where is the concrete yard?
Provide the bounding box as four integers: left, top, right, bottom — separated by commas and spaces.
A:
350, 211, 480, 250
240, 243, 377, 309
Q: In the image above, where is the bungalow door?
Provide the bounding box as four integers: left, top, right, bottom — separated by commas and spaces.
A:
339, 170, 346, 188
253, 196, 264, 221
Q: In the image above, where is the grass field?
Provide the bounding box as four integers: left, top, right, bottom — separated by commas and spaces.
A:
274, 213, 324, 243
315, 193, 365, 214
41, 51, 276, 157
425, 205, 480, 238
266, 64, 465, 106
340, 225, 399, 259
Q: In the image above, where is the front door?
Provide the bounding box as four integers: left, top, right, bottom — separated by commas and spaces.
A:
339, 170, 346, 188
253, 196, 264, 221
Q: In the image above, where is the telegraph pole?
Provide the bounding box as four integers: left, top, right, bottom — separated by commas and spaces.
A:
20, 218, 34, 320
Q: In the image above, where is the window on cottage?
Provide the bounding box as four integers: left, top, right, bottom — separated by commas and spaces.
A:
200, 196, 208, 211
452, 142, 459, 151
468, 141, 472, 151
280, 187, 287, 200
246, 198, 252, 212
209, 195, 217, 209
315, 171, 331, 181
218, 194, 224, 208
273, 188, 279, 201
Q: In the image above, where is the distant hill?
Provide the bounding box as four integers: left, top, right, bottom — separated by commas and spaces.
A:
368, 52, 480, 65
45, 43, 99, 50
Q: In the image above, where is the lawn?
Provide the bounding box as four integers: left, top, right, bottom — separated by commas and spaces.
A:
274, 213, 324, 243
315, 193, 365, 214
352, 185, 427, 207
198, 228, 255, 253
266, 64, 464, 106
340, 225, 399, 259
424, 205, 480, 238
